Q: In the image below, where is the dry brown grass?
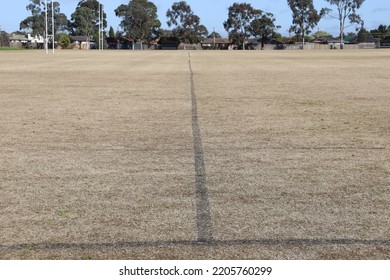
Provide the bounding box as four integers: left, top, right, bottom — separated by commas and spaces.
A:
0, 49, 389, 259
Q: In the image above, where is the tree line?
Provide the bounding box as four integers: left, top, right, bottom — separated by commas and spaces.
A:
8, 0, 389, 49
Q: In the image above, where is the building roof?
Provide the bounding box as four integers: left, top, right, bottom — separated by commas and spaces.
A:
201, 38, 231, 44
10, 34, 28, 41
70, 36, 94, 42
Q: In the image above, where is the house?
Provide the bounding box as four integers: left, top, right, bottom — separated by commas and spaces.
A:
70, 36, 95, 49
106, 37, 119, 49
380, 36, 390, 48
245, 38, 285, 50
10, 34, 44, 49
201, 38, 232, 50
157, 36, 180, 50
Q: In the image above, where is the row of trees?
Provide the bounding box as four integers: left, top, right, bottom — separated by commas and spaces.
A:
18, 0, 371, 49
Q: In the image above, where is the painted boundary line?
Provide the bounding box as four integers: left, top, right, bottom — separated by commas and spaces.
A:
1, 239, 389, 251
188, 53, 214, 243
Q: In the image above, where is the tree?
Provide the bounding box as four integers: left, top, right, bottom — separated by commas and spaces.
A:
224, 2, 258, 50
69, 0, 107, 39
58, 33, 70, 48
20, 0, 67, 36
357, 26, 369, 42
115, 0, 161, 49
323, 0, 365, 49
370, 24, 390, 39
288, 0, 324, 49
208, 31, 221, 39
250, 11, 280, 49
0, 30, 10, 47
166, 1, 208, 44
312, 30, 331, 37
109, 26, 115, 38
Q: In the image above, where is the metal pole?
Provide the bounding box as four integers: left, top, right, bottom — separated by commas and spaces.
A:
213, 27, 216, 49
98, 3, 101, 51
52, 0, 55, 53
45, 0, 48, 54
101, 4, 104, 50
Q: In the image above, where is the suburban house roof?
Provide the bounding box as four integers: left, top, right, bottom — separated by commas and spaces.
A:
247, 38, 284, 45
10, 34, 29, 42
70, 36, 94, 42
201, 38, 231, 44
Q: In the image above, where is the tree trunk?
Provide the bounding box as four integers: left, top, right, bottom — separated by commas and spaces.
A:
340, 14, 344, 50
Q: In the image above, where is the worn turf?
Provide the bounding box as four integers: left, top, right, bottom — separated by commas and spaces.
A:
0, 50, 389, 259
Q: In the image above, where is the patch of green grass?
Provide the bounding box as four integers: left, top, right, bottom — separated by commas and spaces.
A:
56, 210, 70, 217
0, 47, 24, 51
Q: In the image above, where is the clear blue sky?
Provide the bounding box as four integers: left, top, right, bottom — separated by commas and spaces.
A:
1, 0, 389, 36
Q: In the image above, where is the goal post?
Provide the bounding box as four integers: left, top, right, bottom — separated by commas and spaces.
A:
44, 0, 55, 54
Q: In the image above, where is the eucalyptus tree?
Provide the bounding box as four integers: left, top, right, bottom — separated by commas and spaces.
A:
323, 0, 365, 49
115, 0, 161, 49
166, 1, 208, 44
288, 0, 325, 49
20, 0, 67, 36
250, 11, 280, 50
69, 0, 107, 38
224, 2, 258, 50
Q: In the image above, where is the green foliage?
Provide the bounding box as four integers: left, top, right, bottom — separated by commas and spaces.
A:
250, 11, 280, 49
20, 0, 45, 36
370, 24, 390, 39
70, 0, 107, 36
224, 3, 280, 50
288, 0, 323, 47
208, 32, 221, 39
115, 0, 161, 44
20, 1, 68, 36
0, 30, 10, 47
109, 26, 115, 38
58, 33, 71, 48
323, 0, 365, 47
224, 2, 258, 49
312, 30, 331, 37
166, 1, 208, 44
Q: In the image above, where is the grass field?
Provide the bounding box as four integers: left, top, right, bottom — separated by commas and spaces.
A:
0, 49, 389, 259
